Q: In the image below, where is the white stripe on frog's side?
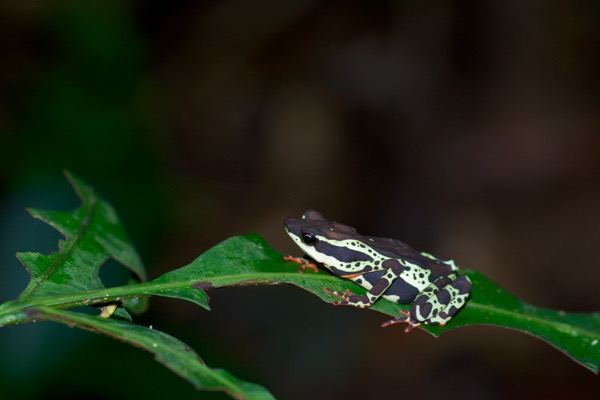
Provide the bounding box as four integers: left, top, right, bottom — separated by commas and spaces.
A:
301, 237, 388, 271
286, 234, 382, 271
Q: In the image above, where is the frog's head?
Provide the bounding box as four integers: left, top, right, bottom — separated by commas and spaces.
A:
284, 210, 372, 267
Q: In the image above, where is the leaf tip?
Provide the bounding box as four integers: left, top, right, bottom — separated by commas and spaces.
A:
63, 170, 94, 204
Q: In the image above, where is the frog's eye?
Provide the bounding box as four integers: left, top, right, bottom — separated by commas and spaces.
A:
301, 233, 317, 246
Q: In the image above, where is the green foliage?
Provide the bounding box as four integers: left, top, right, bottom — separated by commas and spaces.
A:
0, 172, 274, 400
36, 307, 269, 398
0, 173, 598, 400
17, 173, 146, 301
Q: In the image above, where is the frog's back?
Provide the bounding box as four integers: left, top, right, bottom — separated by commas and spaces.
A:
366, 235, 456, 278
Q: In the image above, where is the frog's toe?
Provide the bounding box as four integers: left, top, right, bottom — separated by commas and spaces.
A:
324, 288, 351, 298
324, 288, 357, 306
381, 310, 420, 332
402, 321, 421, 333
283, 255, 318, 273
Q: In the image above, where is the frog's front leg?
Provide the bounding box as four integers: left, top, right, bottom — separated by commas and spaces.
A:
283, 255, 319, 273
324, 259, 404, 308
382, 274, 471, 332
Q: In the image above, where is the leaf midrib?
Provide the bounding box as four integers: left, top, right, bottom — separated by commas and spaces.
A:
21, 195, 97, 301
14, 267, 600, 341
466, 301, 599, 339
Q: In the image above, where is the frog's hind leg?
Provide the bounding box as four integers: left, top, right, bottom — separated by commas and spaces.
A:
412, 274, 471, 326
382, 274, 471, 332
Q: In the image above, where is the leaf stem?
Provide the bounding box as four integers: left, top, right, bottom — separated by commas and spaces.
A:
0, 270, 301, 328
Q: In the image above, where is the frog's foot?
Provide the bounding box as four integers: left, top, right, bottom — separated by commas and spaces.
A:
323, 288, 353, 305
323, 288, 377, 308
283, 255, 319, 273
381, 310, 421, 333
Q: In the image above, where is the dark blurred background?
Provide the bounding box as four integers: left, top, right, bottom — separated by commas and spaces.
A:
1, 1, 599, 398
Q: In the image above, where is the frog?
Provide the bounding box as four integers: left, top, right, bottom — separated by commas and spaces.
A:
283, 210, 471, 332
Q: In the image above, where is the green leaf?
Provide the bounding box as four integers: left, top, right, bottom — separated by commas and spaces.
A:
154, 234, 600, 374
16, 171, 147, 301
3, 170, 598, 400
0, 172, 274, 399
33, 307, 274, 400
442, 270, 600, 374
